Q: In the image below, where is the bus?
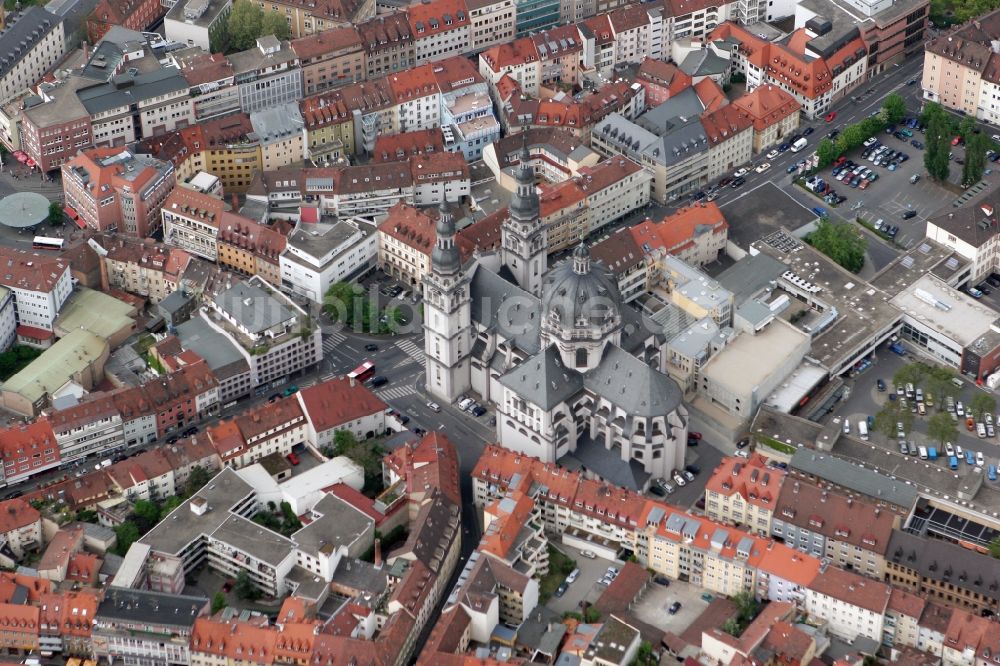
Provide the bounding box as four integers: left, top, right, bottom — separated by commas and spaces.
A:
32, 236, 63, 251
348, 361, 375, 382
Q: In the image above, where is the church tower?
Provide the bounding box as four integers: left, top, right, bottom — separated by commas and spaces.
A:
502, 145, 547, 298
423, 202, 472, 403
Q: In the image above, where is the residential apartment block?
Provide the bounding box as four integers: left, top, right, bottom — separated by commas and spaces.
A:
280, 219, 376, 303
703, 454, 781, 536
0, 7, 65, 106
62, 148, 176, 238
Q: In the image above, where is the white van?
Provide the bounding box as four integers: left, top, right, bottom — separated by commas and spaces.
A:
918, 446, 929, 460
790, 137, 808, 152
842, 419, 850, 434
858, 421, 869, 440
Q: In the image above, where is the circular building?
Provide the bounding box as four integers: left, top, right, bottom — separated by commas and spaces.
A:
0, 192, 49, 229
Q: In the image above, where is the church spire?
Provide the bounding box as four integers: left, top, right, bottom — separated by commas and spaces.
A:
572, 242, 591, 275
509, 143, 539, 222
431, 201, 460, 275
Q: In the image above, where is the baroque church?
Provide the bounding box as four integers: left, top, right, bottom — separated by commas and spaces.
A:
422, 146, 689, 486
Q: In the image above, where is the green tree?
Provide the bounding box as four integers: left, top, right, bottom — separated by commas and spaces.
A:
185, 466, 212, 496
132, 499, 162, 532
162, 495, 184, 516
113, 522, 140, 556
881, 93, 907, 125
631, 640, 657, 666
227, 0, 264, 52
805, 219, 866, 273
816, 138, 839, 168
990, 536, 1000, 559
970, 393, 997, 419
924, 102, 951, 182
584, 607, 601, 623
260, 10, 290, 40
892, 363, 925, 389
47, 201, 64, 226
963, 131, 991, 186
928, 411, 958, 444
721, 617, 742, 637
874, 402, 904, 439
211, 592, 227, 615
837, 124, 869, 152
334, 429, 358, 456
235, 570, 261, 601
732, 590, 759, 623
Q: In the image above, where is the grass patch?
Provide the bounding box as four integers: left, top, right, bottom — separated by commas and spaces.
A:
132, 334, 156, 355
538, 545, 576, 603
145, 353, 165, 375
755, 435, 797, 455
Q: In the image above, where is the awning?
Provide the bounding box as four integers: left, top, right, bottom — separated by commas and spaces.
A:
64, 205, 86, 229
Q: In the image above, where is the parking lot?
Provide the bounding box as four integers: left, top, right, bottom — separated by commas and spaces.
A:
545, 543, 625, 615
827, 340, 1000, 494
631, 577, 717, 636
809, 120, 1000, 253
648, 440, 725, 511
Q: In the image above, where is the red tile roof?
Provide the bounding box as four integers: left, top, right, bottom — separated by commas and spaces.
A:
703, 453, 780, 511
808, 566, 890, 614
383, 431, 461, 506
628, 201, 728, 257
372, 129, 445, 163
710, 22, 833, 99
637, 57, 692, 93
732, 84, 801, 131
406, 0, 469, 38
0, 247, 69, 293
378, 201, 437, 257
297, 376, 388, 434
0, 498, 39, 535
700, 103, 754, 145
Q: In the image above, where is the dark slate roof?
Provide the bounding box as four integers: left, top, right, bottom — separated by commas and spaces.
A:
497, 345, 583, 410
789, 450, 919, 509
887, 529, 1000, 600
96, 589, 206, 628
0, 7, 61, 81
583, 344, 682, 418
559, 432, 651, 491
469, 263, 541, 355
77, 67, 190, 115
715, 253, 787, 305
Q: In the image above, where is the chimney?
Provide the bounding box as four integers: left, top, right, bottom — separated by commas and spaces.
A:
374, 538, 383, 568
82, 41, 89, 61
349, 376, 355, 387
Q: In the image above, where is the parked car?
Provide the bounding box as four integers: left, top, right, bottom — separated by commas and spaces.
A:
580, 550, 597, 559
689, 431, 702, 440
669, 601, 682, 614
755, 162, 772, 173
286, 452, 300, 465
902, 210, 917, 219
555, 582, 569, 597
654, 576, 671, 586
471, 405, 488, 417
733, 167, 749, 178
731, 177, 746, 188
426, 401, 441, 412
766, 149, 779, 159
825, 111, 837, 122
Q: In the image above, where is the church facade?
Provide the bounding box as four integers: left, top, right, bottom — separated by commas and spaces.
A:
423, 147, 689, 482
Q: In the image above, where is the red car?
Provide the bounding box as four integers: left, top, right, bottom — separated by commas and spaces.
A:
824, 111, 837, 122
287, 452, 300, 465
689, 432, 703, 440
833, 156, 847, 167
952, 136, 964, 146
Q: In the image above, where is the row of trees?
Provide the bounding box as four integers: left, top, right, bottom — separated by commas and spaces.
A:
814, 93, 907, 169
922, 102, 994, 186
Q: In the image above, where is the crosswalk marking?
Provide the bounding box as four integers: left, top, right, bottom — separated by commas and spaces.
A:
395, 338, 425, 364
322, 331, 345, 355
377, 383, 416, 401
